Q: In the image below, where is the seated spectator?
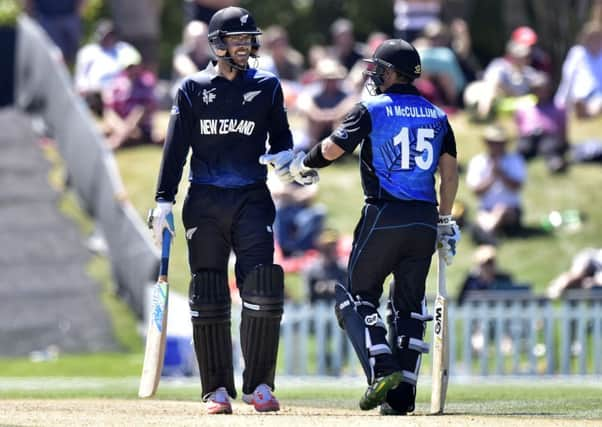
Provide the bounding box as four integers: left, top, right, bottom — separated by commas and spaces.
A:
256, 25, 305, 107
74, 20, 139, 116
258, 25, 304, 82
303, 229, 347, 304
554, 21, 602, 119
466, 125, 526, 244
327, 18, 365, 72
347, 31, 389, 95
295, 57, 357, 149
515, 72, 569, 173
269, 177, 326, 258
547, 248, 602, 299
413, 20, 466, 108
464, 39, 541, 121
171, 20, 211, 88
457, 245, 521, 305
510, 26, 552, 74
101, 49, 159, 149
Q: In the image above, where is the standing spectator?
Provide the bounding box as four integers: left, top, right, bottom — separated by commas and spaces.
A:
101, 49, 159, 149
287, 39, 459, 415
150, 6, 315, 415
554, 22, 602, 119
393, 0, 441, 41
466, 125, 526, 244
24, 0, 85, 67
328, 18, 365, 72
73, 20, 139, 116
515, 72, 569, 173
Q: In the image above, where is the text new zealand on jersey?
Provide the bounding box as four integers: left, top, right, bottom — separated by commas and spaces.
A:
200, 119, 256, 136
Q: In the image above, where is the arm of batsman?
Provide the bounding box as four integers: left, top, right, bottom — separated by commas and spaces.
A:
436, 215, 460, 265
259, 149, 295, 183
289, 151, 319, 185
149, 201, 175, 247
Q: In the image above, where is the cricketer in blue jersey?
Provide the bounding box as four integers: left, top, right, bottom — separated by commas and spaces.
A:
149, 7, 302, 415
290, 39, 460, 414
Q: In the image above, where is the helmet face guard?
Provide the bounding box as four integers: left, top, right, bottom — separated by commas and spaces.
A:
208, 7, 262, 71
363, 58, 392, 95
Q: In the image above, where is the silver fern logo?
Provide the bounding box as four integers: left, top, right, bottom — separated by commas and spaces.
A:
240, 14, 249, 25
243, 90, 261, 104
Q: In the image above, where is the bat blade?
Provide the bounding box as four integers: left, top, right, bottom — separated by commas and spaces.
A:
138, 279, 169, 398
138, 212, 173, 398
430, 294, 449, 414
430, 254, 449, 414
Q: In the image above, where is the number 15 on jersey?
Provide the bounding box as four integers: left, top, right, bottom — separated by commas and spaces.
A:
393, 127, 434, 170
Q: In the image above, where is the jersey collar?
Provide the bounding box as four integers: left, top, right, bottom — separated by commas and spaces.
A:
386, 83, 420, 96
204, 61, 250, 82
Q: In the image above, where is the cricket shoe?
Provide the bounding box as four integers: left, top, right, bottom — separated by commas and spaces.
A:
359, 371, 404, 411
205, 387, 232, 414
242, 383, 280, 412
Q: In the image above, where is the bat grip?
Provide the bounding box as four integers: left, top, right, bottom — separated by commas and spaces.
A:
159, 213, 174, 277
437, 252, 447, 297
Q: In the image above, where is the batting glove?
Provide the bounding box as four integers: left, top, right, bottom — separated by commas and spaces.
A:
259, 149, 295, 183
289, 151, 319, 185
149, 201, 175, 247
437, 215, 460, 266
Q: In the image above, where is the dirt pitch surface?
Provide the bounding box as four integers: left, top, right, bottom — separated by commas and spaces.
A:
1, 399, 597, 427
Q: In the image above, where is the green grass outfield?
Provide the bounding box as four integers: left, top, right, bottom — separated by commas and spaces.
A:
0, 376, 601, 420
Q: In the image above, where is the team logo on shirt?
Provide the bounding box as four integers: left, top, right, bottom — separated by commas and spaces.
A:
203, 88, 216, 105
242, 90, 261, 104
170, 105, 179, 115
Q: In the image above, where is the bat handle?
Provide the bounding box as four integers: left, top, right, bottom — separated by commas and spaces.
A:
437, 252, 447, 298
159, 213, 174, 277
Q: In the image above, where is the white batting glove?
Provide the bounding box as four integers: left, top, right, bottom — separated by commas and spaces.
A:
289, 151, 319, 185
259, 149, 295, 183
437, 215, 460, 266
149, 202, 175, 247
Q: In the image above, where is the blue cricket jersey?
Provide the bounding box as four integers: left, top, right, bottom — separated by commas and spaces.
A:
330, 84, 456, 204
156, 63, 293, 202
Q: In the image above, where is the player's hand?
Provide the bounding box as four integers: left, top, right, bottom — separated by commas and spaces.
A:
289, 151, 319, 185
259, 149, 295, 183
149, 202, 175, 247
437, 215, 460, 265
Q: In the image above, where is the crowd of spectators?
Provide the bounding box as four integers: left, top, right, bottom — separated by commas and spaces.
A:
24, 0, 602, 304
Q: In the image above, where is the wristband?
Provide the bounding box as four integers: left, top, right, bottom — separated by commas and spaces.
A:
304, 142, 334, 169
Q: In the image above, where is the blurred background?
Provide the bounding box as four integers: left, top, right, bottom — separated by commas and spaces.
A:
1, 0, 601, 384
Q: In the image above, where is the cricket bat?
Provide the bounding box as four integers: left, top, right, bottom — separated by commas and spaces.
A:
430, 252, 449, 414
138, 212, 174, 398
